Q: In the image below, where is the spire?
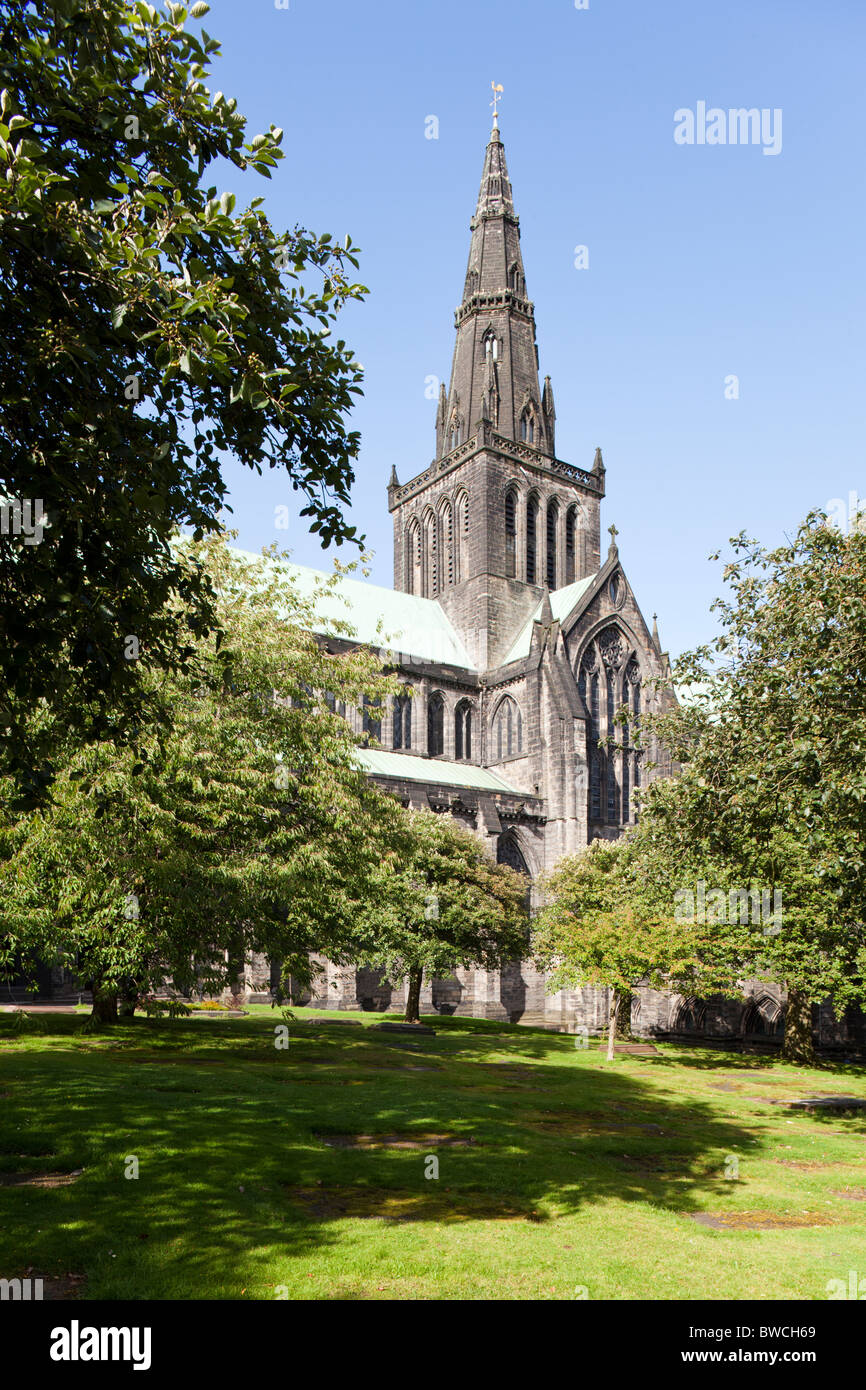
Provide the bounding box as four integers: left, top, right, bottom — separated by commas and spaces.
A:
438, 117, 549, 459
652, 613, 661, 652
539, 586, 554, 625
592, 446, 605, 475
388, 464, 400, 490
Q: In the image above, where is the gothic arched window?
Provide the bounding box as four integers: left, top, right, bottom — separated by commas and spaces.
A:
565, 505, 577, 585
579, 655, 601, 822
621, 672, 631, 823
393, 692, 412, 750
546, 499, 559, 589
493, 695, 523, 760
362, 696, 382, 746
520, 410, 535, 445
427, 692, 444, 756
406, 519, 422, 595
483, 330, 498, 361
526, 496, 539, 585
454, 491, 469, 583
454, 700, 473, 760
448, 413, 462, 451
439, 499, 454, 587
606, 669, 619, 823
505, 489, 517, 579
497, 832, 529, 875
628, 660, 642, 812
423, 510, 437, 596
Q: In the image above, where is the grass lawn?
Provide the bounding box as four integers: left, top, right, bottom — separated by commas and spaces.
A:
1, 1007, 864, 1300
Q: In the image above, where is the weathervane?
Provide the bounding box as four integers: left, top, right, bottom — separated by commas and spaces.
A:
490, 81, 503, 122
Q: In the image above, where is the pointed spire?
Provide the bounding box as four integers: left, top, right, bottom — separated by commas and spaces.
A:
652, 613, 661, 652
438, 118, 547, 458
388, 464, 400, 489
592, 446, 605, 474
473, 120, 516, 221
539, 586, 554, 625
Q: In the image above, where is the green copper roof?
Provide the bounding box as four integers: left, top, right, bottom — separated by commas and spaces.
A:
355, 747, 525, 794
500, 574, 596, 664
232, 549, 475, 670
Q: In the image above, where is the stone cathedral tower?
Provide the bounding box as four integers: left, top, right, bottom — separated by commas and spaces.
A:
388, 114, 606, 670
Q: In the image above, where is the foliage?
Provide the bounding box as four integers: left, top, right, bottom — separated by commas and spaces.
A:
0, 536, 402, 1015
355, 810, 529, 1022
531, 835, 736, 1054
0, 0, 366, 795
637, 514, 866, 1058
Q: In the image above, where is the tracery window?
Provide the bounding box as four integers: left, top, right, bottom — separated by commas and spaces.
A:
362, 696, 382, 745
579, 654, 601, 820
454, 700, 473, 761
493, 695, 523, 760
578, 628, 644, 827
606, 669, 619, 823
393, 692, 412, 750
427, 691, 445, 756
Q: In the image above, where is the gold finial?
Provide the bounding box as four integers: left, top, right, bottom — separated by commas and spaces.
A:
490, 81, 503, 123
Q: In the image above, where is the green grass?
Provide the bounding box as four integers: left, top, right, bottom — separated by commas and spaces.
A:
1, 1008, 864, 1300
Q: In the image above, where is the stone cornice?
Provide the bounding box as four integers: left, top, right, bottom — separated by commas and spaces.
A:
455, 289, 533, 327
388, 428, 605, 510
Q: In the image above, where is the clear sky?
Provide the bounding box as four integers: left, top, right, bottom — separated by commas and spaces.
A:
204, 0, 865, 659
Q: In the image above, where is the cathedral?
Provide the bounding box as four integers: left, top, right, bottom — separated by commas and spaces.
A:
249, 114, 689, 1031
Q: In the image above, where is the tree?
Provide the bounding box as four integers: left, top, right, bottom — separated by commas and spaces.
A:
637, 514, 866, 1062
0, 0, 366, 796
532, 837, 736, 1060
355, 811, 529, 1024
0, 537, 402, 1021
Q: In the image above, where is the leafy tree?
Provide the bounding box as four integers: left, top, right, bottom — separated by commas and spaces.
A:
356, 811, 529, 1024
0, 0, 366, 795
531, 837, 734, 1059
638, 514, 866, 1062
0, 537, 402, 1021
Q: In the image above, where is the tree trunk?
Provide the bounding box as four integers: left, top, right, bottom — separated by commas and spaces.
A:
782, 987, 815, 1064
405, 968, 423, 1025
118, 978, 138, 1018
606, 990, 620, 1061
91, 986, 118, 1025
614, 989, 634, 1041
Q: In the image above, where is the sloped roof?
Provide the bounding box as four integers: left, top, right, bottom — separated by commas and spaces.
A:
355, 747, 524, 794
231, 549, 475, 670
500, 574, 596, 664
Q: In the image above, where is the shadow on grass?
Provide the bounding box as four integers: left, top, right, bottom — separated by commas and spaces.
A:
0, 1012, 839, 1298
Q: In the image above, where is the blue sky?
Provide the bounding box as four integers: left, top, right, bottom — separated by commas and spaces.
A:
205, 0, 865, 658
